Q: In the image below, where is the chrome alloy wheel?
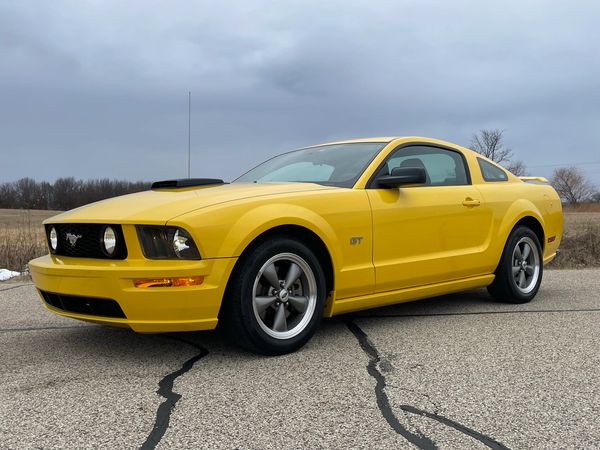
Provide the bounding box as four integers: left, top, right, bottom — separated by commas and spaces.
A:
511, 236, 540, 294
252, 252, 318, 340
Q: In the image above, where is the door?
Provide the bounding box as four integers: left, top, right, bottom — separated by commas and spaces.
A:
367, 145, 493, 292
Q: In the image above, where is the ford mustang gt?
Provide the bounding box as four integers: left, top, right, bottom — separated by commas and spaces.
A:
29, 137, 563, 354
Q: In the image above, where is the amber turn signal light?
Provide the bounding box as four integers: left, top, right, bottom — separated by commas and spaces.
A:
133, 276, 204, 288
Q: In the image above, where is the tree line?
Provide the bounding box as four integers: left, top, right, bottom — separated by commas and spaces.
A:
0, 177, 151, 211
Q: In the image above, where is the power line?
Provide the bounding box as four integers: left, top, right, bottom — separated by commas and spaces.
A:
528, 160, 600, 168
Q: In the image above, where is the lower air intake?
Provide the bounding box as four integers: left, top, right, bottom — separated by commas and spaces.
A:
40, 291, 127, 319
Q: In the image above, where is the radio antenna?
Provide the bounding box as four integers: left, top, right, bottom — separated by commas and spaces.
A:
187, 91, 191, 178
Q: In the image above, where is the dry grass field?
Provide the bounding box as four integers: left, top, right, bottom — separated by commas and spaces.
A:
563, 203, 600, 213
550, 210, 600, 268
0, 209, 61, 276
0, 207, 598, 277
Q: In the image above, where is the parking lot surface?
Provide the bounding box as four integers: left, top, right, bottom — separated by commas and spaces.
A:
1, 269, 599, 449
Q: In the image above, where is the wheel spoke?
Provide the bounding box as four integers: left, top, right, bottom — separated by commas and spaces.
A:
525, 265, 535, 276
272, 303, 288, 332
512, 266, 521, 276
518, 271, 526, 287
262, 264, 281, 290
255, 296, 276, 314
288, 295, 308, 313
514, 244, 522, 260
522, 243, 531, 260
284, 263, 302, 290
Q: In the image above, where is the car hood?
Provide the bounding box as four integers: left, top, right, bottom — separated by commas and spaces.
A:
44, 182, 336, 225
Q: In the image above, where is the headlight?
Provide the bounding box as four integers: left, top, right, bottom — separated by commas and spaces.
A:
102, 226, 117, 256
172, 229, 190, 257
136, 226, 201, 260
49, 227, 58, 252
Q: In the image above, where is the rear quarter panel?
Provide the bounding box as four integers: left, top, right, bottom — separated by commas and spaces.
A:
461, 149, 562, 268
475, 181, 563, 269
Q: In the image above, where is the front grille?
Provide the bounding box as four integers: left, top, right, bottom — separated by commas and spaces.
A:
45, 223, 127, 259
40, 291, 127, 318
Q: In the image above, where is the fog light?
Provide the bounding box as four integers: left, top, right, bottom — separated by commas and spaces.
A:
49, 227, 58, 252
133, 276, 204, 288
103, 226, 116, 256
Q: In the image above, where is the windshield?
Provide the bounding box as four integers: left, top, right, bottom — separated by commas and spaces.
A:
234, 142, 386, 187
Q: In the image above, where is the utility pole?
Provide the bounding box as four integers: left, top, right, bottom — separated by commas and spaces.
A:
188, 91, 191, 178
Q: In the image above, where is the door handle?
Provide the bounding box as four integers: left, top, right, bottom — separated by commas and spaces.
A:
462, 197, 481, 207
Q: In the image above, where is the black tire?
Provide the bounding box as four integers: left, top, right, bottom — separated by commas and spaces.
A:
220, 237, 326, 355
487, 225, 543, 304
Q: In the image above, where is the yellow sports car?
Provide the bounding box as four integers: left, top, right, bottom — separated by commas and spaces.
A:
29, 137, 563, 354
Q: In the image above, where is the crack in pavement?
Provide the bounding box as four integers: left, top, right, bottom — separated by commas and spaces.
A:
387, 384, 442, 415
345, 319, 511, 450
140, 335, 209, 450
345, 319, 437, 449
400, 405, 510, 450
0, 283, 33, 292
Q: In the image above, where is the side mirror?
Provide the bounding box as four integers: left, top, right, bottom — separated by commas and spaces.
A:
376, 166, 427, 188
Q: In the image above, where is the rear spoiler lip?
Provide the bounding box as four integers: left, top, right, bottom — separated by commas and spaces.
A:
151, 178, 226, 189
519, 176, 549, 184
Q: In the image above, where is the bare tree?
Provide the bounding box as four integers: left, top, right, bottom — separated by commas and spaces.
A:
0, 183, 17, 208
506, 160, 528, 176
470, 129, 513, 164
550, 167, 596, 204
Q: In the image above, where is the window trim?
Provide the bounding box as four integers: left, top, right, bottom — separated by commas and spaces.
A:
366, 143, 472, 189
477, 157, 508, 182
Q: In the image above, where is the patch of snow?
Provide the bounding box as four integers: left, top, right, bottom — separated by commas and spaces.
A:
0, 269, 21, 281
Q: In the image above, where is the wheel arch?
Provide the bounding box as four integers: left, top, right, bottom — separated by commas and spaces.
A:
493, 212, 546, 274
218, 224, 335, 319
513, 216, 545, 252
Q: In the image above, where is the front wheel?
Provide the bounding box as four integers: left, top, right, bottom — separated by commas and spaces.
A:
221, 237, 326, 355
488, 226, 543, 304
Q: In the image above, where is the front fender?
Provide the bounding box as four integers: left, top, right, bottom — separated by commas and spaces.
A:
168, 201, 344, 269
217, 203, 343, 267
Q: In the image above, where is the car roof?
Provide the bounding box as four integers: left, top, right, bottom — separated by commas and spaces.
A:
309, 136, 473, 146
309, 137, 398, 146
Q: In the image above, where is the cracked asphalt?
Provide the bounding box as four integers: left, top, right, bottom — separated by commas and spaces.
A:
1, 269, 599, 449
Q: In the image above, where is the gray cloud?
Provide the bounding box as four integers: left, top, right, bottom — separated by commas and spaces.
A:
1, 0, 600, 184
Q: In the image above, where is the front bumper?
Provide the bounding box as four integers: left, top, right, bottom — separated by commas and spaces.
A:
29, 254, 237, 333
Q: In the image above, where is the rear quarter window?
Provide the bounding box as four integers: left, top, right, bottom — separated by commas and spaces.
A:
478, 158, 508, 182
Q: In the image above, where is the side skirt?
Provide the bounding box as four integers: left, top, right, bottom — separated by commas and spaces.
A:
329, 274, 495, 316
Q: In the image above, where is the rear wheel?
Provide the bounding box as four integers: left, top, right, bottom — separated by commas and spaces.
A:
221, 237, 326, 355
488, 226, 543, 303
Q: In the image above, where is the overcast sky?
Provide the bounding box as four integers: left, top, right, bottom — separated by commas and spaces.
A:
1, 0, 599, 185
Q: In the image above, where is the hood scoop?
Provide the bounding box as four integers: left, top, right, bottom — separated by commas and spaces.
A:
151, 178, 226, 190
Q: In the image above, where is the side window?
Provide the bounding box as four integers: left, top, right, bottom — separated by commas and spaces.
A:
381, 146, 469, 186
478, 158, 508, 182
